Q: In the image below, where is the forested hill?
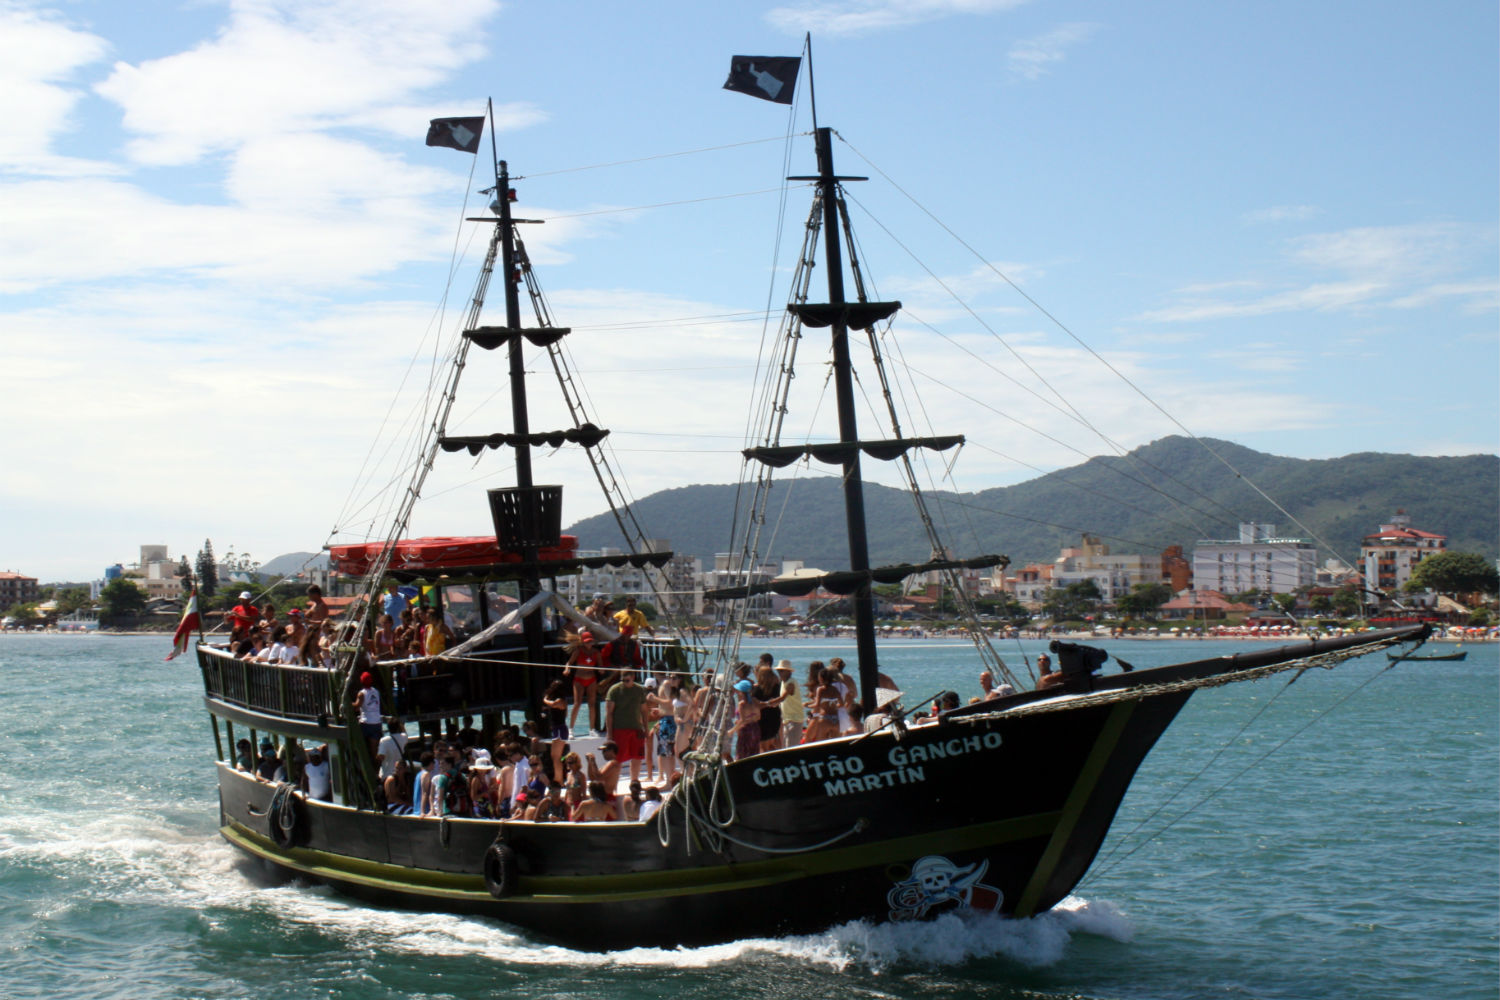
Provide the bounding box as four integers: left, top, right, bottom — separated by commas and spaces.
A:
564, 436, 1499, 570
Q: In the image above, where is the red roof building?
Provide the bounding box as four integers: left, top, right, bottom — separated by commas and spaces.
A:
1158, 589, 1256, 620
1359, 510, 1446, 596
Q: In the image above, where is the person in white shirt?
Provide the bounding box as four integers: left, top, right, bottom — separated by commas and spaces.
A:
301, 745, 332, 801
376, 718, 408, 780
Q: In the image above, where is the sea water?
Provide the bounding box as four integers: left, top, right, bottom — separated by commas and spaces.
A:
0, 634, 1494, 1000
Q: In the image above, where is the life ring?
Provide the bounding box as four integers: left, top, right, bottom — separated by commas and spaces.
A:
483, 842, 518, 899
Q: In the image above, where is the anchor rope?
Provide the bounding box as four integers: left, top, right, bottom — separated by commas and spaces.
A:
659, 751, 866, 856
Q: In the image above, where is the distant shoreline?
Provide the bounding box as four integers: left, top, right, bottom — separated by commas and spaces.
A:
2, 629, 1487, 643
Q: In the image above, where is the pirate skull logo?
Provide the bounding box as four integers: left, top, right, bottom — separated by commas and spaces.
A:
886, 855, 1004, 920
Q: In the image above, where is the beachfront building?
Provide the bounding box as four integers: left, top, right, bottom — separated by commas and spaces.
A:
1359, 510, 1446, 598
1161, 545, 1192, 592
563, 541, 673, 612
1050, 534, 1164, 604
1158, 589, 1256, 621
1008, 563, 1054, 608
1192, 523, 1316, 595
118, 544, 188, 601
701, 552, 777, 620
660, 550, 703, 617
0, 571, 40, 612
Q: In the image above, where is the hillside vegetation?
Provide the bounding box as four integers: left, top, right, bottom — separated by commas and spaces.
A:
565, 436, 1499, 570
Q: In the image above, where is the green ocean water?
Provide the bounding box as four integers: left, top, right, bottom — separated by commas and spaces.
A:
0, 634, 1495, 1000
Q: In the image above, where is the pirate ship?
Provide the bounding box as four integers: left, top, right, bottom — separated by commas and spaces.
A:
194, 73, 1427, 949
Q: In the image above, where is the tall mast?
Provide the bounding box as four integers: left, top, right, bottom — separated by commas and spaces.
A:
498, 161, 534, 495
809, 126, 880, 712
491, 160, 550, 682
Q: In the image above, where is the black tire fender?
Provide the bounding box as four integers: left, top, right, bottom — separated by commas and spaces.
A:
483, 841, 518, 899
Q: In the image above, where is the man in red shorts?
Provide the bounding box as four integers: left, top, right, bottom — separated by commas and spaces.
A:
604, 669, 648, 783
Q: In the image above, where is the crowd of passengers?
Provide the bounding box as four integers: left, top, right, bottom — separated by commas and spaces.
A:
231, 645, 1027, 824
235, 716, 672, 824
222, 586, 1041, 823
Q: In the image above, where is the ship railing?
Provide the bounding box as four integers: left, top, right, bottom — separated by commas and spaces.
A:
197, 646, 339, 721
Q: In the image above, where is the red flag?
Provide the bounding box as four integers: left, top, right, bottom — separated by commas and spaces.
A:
166, 589, 200, 661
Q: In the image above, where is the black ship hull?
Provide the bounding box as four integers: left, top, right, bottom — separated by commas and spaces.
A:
217, 684, 1190, 948
208, 628, 1423, 948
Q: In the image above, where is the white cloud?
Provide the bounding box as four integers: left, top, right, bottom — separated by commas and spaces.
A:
0, 5, 113, 176
95, 0, 501, 165
1007, 22, 1097, 82
1289, 222, 1467, 282
1242, 205, 1322, 225
0, 173, 456, 292
1388, 280, 1500, 314
1140, 222, 1496, 323
1139, 280, 1384, 323
767, 0, 1028, 37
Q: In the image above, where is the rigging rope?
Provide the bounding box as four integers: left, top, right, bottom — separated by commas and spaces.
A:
1080, 655, 1405, 886
836, 133, 1364, 571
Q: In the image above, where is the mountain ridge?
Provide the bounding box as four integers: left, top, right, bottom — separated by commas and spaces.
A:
563, 436, 1499, 570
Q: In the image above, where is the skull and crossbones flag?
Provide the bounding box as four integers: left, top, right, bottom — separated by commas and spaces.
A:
426, 116, 485, 154
723, 56, 801, 105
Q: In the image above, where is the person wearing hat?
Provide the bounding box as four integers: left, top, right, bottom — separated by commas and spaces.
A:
775, 659, 804, 749
600, 624, 645, 683
468, 758, 497, 817
255, 739, 283, 782
352, 670, 383, 759
234, 738, 254, 771
300, 744, 332, 802
283, 607, 307, 652
564, 628, 602, 735
224, 591, 259, 644
730, 663, 764, 760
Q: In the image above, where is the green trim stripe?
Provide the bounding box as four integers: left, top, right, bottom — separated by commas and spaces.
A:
223, 807, 1063, 906
1013, 700, 1137, 916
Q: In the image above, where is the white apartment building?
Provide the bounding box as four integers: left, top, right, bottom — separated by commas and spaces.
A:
1192, 522, 1316, 595
1051, 535, 1163, 602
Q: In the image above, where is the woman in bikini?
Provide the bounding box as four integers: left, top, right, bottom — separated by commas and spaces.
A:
645, 679, 679, 780
561, 752, 587, 812
801, 667, 844, 744
673, 678, 695, 761
562, 629, 602, 735
828, 656, 859, 735
371, 613, 396, 659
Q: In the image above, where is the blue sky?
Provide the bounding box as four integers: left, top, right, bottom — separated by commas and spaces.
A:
2, 0, 1495, 583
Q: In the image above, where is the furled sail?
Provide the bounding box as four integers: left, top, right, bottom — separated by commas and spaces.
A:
440, 424, 609, 456
464, 326, 571, 349
703, 553, 1006, 600
743, 435, 964, 468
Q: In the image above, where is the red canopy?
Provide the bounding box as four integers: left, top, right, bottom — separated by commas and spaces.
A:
329, 535, 578, 576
